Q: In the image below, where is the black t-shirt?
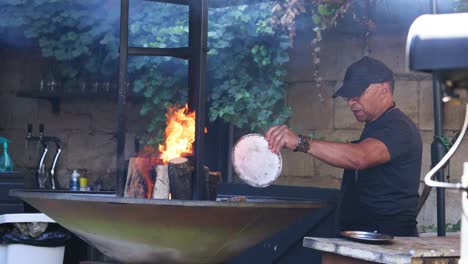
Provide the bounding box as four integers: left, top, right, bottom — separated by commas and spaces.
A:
339, 107, 422, 236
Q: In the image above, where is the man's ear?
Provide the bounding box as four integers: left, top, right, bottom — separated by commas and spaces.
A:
381, 83, 391, 94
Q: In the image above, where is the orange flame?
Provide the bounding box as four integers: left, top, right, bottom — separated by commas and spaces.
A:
158, 104, 195, 164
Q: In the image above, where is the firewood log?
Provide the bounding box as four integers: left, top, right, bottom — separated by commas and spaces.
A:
204, 166, 223, 201
124, 157, 154, 199
153, 165, 170, 199
168, 157, 194, 200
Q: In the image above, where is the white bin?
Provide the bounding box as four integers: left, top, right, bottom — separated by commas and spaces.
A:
0, 213, 65, 264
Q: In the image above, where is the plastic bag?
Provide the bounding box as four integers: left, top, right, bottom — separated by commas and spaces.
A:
2, 229, 71, 247
14, 222, 48, 238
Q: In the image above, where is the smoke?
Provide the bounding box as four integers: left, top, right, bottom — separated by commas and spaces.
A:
0, 0, 120, 49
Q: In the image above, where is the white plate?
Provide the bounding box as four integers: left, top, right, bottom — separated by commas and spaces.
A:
232, 134, 282, 187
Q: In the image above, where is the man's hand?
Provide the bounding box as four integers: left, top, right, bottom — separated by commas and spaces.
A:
265, 125, 299, 154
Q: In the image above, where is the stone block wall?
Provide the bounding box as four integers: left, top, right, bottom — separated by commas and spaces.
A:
0, 47, 149, 190
281, 28, 467, 230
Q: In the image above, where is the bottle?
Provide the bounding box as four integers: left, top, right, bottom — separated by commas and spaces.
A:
0, 137, 14, 172
79, 177, 88, 191
70, 170, 80, 191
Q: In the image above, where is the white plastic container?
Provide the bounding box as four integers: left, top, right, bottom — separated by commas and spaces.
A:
0, 213, 65, 264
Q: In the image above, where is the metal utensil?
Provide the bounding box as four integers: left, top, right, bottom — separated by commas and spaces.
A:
49, 140, 62, 190
37, 143, 48, 188
232, 134, 282, 187
340, 231, 394, 243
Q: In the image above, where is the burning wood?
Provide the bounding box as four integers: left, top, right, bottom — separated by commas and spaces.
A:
124, 156, 222, 200
126, 104, 222, 200
124, 157, 154, 199
158, 104, 195, 164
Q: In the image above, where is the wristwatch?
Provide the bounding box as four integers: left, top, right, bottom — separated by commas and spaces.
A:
293, 134, 311, 153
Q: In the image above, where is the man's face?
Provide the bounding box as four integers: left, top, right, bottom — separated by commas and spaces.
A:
342, 84, 383, 123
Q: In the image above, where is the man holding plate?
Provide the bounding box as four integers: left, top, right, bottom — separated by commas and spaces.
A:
265, 56, 422, 237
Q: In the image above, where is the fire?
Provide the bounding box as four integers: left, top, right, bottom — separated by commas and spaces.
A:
159, 104, 195, 164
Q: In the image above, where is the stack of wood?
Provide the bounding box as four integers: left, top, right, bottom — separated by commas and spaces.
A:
125, 156, 222, 200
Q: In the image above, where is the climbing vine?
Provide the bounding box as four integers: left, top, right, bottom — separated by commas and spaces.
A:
0, 0, 369, 145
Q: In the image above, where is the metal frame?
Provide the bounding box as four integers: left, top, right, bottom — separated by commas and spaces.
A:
116, 0, 129, 198
116, 0, 208, 199
430, 0, 446, 237
432, 71, 446, 236
188, 0, 209, 200
408, 2, 468, 238
415, 0, 446, 236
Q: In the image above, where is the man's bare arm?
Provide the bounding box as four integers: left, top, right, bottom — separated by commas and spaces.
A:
265, 125, 390, 170
307, 138, 390, 170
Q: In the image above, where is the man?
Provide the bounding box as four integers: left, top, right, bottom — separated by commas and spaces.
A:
265, 56, 422, 236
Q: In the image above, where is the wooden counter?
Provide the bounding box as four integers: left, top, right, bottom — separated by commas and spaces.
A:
303, 235, 460, 264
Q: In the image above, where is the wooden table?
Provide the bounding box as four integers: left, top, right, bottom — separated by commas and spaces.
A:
303, 235, 460, 264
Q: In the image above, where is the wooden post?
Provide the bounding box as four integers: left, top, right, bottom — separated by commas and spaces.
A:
168, 157, 194, 200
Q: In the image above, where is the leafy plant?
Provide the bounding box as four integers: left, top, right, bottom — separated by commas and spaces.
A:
271, 0, 373, 100
420, 220, 461, 233
0, 0, 361, 146
0, 0, 120, 88
1, 0, 293, 145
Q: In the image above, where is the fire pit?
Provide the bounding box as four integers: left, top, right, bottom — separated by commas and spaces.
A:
10, 189, 330, 264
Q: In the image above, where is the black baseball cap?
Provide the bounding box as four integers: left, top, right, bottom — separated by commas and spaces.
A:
332, 56, 394, 99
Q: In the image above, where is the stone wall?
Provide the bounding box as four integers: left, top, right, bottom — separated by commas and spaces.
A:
280, 27, 467, 231
0, 47, 149, 190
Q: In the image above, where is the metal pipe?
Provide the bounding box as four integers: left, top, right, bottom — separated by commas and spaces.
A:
49, 140, 62, 190
116, 0, 129, 197
49, 147, 61, 190
37, 143, 48, 189
415, 0, 441, 226
188, 0, 208, 200
432, 71, 446, 236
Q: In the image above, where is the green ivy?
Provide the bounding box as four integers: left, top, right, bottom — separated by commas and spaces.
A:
1, 0, 292, 146
420, 220, 461, 233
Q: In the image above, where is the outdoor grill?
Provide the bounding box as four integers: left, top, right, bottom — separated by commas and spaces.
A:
10, 189, 332, 264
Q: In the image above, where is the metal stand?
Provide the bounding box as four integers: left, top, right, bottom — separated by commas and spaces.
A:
432, 72, 446, 236
417, 71, 447, 236
430, 0, 446, 236
116, 0, 208, 199
423, 104, 468, 263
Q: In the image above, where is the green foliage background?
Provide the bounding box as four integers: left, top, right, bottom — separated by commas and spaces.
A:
0, 0, 292, 145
